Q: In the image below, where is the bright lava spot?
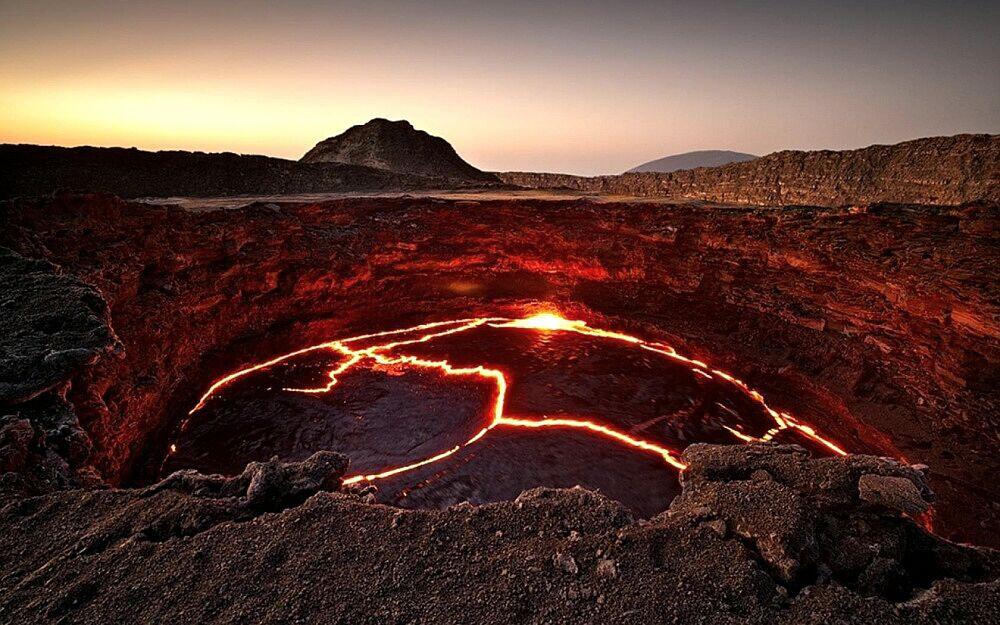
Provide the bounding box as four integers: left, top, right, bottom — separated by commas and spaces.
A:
180, 312, 848, 487
503, 312, 585, 331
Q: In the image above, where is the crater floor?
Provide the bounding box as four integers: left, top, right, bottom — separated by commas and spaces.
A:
166, 313, 848, 516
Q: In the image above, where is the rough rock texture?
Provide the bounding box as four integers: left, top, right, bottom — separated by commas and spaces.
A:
0, 444, 995, 624
676, 445, 942, 588
147, 450, 349, 516
0, 248, 119, 404
0, 144, 491, 200
301, 118, 500, 184
0, 393, 107, 499
627, 149, 758, 173
0, 248, 120, 499
0, 194, 997, 547
858, 474, 931, 516
500, 134, 1000, 206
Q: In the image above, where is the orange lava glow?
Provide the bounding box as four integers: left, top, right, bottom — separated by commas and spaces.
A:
178, 312, 848, 486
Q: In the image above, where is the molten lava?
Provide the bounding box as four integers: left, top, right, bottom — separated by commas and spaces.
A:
173, 312, 848, 490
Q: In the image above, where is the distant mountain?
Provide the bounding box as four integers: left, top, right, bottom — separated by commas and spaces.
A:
626, 150, 757, 173
301, 118, 499, 184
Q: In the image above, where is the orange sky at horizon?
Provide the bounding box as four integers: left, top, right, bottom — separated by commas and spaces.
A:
2, 1, 997, 175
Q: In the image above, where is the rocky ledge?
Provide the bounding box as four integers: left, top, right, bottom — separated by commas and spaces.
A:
0, 248, 119, 498
499, 134, 1000, 206
0, 444, 996, 623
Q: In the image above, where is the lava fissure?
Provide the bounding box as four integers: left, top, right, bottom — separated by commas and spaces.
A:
175, 312, 848, 489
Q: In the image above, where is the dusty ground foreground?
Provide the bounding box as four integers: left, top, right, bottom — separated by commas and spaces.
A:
0, 193, 997, 622
0, 444, 997, 624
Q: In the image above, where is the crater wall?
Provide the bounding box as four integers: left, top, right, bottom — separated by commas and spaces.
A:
1, 194, 997, 545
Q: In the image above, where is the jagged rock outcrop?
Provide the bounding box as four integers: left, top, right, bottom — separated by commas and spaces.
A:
626, 149, 758, 173
148, 450, 348, 509
0, 144, 486, 200
0, 248, 119, 404
0, 248, 119, 498
301, 118, 500, 184
0, 444, 995, 623
675, 445, 944, 589
500, 134, 1000, 206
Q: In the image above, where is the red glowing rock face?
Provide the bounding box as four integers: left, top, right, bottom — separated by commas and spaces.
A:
170, 312, 846, 500
5, 194, 995, 543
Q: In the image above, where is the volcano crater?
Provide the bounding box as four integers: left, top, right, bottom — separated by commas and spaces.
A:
2, 194, 997, 547
160, 311, 853, 517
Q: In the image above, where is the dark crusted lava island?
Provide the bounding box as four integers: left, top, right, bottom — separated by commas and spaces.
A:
0, 123, 998, 623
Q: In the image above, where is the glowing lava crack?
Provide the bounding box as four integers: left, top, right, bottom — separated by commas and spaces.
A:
175, 313, 847, 487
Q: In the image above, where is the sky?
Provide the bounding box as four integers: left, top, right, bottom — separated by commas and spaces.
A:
1, 1, 997, 175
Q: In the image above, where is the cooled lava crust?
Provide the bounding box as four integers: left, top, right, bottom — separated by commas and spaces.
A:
0, 193, 997, 623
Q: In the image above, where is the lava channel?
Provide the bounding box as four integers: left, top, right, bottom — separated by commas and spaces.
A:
164, 312, 848, 509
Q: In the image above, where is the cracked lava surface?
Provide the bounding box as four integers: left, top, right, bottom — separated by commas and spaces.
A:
164, 312, 847, 514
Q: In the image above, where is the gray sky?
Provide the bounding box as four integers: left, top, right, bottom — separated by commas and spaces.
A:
1, 0, 997, 174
